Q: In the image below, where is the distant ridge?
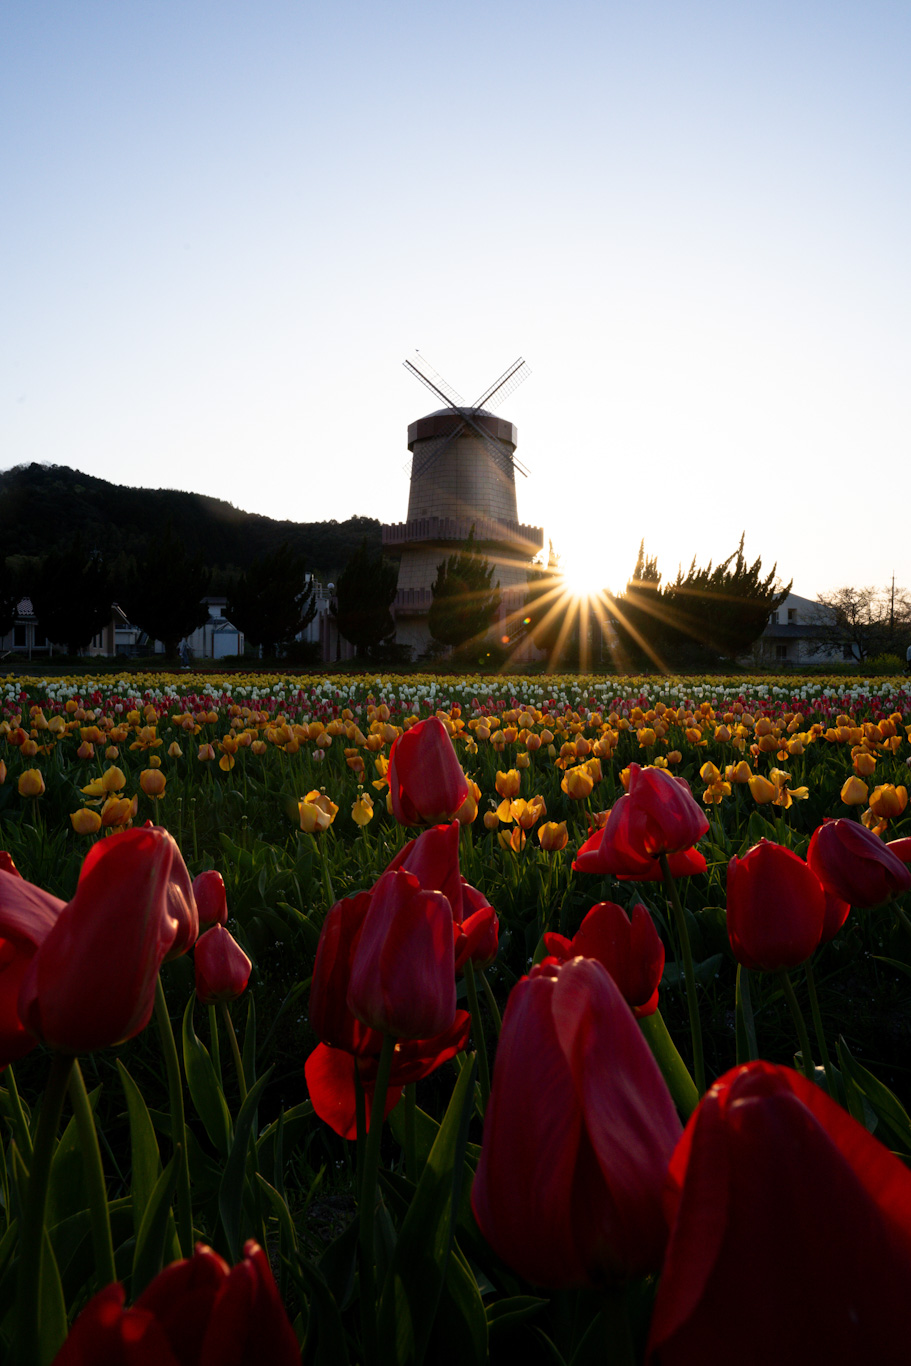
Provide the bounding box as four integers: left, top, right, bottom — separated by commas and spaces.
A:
0, 463, 381, 573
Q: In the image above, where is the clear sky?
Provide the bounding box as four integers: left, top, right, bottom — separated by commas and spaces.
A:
3, 1, 909, 598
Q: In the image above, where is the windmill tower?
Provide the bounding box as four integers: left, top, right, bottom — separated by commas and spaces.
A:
382, 356, 544, 657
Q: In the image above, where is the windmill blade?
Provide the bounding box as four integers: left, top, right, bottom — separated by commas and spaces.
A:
410, 420, 466, 480
458, 409, 528, 479
472, 357, 531, 411
403, 354, 465, 409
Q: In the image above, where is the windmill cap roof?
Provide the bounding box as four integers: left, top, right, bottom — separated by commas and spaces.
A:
408, 407, 517, 451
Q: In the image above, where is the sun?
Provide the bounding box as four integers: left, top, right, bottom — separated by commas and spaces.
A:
560, 548, 615, 600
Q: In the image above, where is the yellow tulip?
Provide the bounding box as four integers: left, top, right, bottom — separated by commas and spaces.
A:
516, 752, 531, 770
455, 780, 482, 825
840, 776, 869, 807
748, 775, 778, 805
498, 826, 526, 853
101, 794, 137, 827
495, 769, 522, 799
538, 821, 568, 851
868, 784, 908, 819
0, 759, 5, 784
351, 792, 375, 827
852, 751, 877, 778
21, 740, 39, 758
198, 744, 216, 762
140, 769, 167, 798
18, 769, 45, 798
70, 808, 102, 835
168, 742, 183, 758
483, 810, 500, 831
561, 766, 594, 801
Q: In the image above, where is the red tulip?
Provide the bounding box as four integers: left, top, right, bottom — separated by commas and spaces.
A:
819, 888, 851, 944
623, 763, 709, 857
53, 1240, 299, 1365
387, 716, 470, 825
347, 868, 456, 1039
17, 827, 180, 1055
386, 821, 463, 922
305, 1013, 471, 1139
646, 1062, 911, 1365
807, 818, 911, 907
887, 836, 911, 865
194, 926, 251, 1005
0, 867, 66, 1067
308, 891, 382, 1055
192, 869, 228, 927
0, 851, 22, 878
307, 885, 470, 1138
545, 901, 664, 1016
164, 839, 199, 960
471, 956, 682, 1288
573, 820, 707, 881
454, 882, 499, 972
726, 840, 825, 971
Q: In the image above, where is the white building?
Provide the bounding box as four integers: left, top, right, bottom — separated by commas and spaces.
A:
754, 592, 855, 665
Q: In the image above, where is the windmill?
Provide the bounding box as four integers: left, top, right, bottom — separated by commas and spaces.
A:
381, 355, 543, 658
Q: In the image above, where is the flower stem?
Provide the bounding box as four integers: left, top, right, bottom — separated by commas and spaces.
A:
68, 1060, 116, 1290
207, 1003, 222, 1086
220, 1001, 248, 1106
359, 1033, 396, 1366
804, 959, 837, 1098
15, 1052, 74, 1366
601, 1284, 636, 1366
659, 853, 706, 1096
154, 977, 193, 1255
463, 959, 490, 1112
4, 1065, 33, 1162
779, 970, 816, 1083
479, 967, 502, 1036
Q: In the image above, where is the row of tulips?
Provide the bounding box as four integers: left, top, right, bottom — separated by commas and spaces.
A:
2, 692, 911, 1360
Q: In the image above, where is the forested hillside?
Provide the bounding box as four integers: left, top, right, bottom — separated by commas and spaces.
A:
0, 463, 381, 573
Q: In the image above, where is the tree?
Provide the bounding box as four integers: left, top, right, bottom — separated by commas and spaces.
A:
812, 585, 911, 663
29, 537, 113, 654
611, 535, 790, 667
227, 543, 316, 656
126, 524, 210, 659
524, 542, 564, 657
0, 557, 19, 641
333, 539, 399, 656
428, 528, 501, 652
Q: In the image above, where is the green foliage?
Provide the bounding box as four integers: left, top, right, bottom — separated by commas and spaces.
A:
0, 462, 381, 574
612, 534, 790, 667
428, 529, 501, 650
125, 524, 211, 657
227, 543, 317, 655
333, 539, 399, 655
29, 537, 113, 654
0, 557, 19, 639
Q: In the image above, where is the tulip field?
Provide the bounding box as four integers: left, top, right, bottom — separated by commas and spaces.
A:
2, 668, 911, 1363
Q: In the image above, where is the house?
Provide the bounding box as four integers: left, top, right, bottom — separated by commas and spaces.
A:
754, 592, 857, 666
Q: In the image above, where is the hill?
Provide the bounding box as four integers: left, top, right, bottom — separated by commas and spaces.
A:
0, 463, 381, 575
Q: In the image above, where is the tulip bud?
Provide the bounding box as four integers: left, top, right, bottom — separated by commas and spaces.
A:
840, 776, 869, 806
869, 784, 908, 819
194, 925, 252, 1004
727, 840, 825, 971
140, 769, 167, 798
193, 869, 228, 927
17, 769, 45, 798
538, 820, 569, 851
70, 808, 102, 835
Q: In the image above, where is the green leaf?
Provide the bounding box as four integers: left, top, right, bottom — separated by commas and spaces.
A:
836, 1037, 911, 1152
637, 1010, 699, 1119
46, 1085, 101, 1229
131, 1153, 181, 1296
218, 1070, 271, 1263
735, 964, 758, 1065
38, 1228, 67, 1366
422, 1238, 487, 1366
377, 1057, 477, 1366
182, 998, 233, 1156
298, 1252, 350, 1366
486, 1295, 549, 1333
661, 953, 723, 989
255, 1173, 298, 1253
117, 1061, 163, 1240
242, 995, 257, 1091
